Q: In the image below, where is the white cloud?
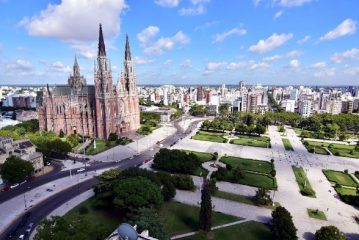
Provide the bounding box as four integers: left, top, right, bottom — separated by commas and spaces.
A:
137, 26, 160, 47
288, 59, 301, 68
134, 56, 154, 65
277, 0, 313, 7
181, 59, 192, 68
226, 62, 248, 70
155, 0, 180, 7
12, 59, 33, 71
206, 61, 227, 71
179, 0, 210, 16
249, 33, 293, 54
286, 50, 302, 58
19, 0, 126, 41
253, 0, 261, 7
71, 42, 97, 59
331, 48, 359, 63
311, 61, 326, 68
212, 28, 247, 43
319, 18, 356, 42
250, 61, 269, 71
262, 54, 281, 62
297, 35, 310, 44
273, 10, 283, 20
344, 66, 359, 75
313, 68, 335, 78
164, 59, 173, 65
144, 31, 190, 55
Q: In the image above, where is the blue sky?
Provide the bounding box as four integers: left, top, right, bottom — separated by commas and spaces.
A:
0, 0, 358, 85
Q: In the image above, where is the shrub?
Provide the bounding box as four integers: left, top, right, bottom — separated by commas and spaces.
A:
301, 188, 315, 196
344, 169, 348, 174
171, 175, 195, 191
108, 132, 118, 141
209, 178, 218, 194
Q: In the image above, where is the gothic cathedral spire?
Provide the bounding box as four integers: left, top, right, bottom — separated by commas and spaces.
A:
94, 24, 114, 140
125, 34, 131, 61
98, 24, 106, 57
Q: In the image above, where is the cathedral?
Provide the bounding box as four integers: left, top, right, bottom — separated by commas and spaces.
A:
38, 25, 140, 139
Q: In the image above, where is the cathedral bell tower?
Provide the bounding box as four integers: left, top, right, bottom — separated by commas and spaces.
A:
94, 24, 115, 139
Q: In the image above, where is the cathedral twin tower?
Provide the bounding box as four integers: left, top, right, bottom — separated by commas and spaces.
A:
38, 25, 140, 139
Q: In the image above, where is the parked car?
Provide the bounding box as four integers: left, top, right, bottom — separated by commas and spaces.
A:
18, 234, 25, 240
25, 223, 34, 233
10, 183, 19, 189
1, 186, 11, 192
77, 168, 85, 173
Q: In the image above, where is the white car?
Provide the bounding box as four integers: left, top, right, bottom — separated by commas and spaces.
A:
77, 168, 85, 173
10, 183, 19, 189
18, 235, 25, 240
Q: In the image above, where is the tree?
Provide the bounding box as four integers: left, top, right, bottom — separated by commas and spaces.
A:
0, 156, 34, 183
315, 226, 346, 240
253, 188, 273, 206
255, 124, 266, 135
134, 208, 170, 240
271, 206, 297, 240
97, 168, 122, 182
199, 180, 212, 232
161, 180, 176, 201
219, 103, 230, 118
113, 177, 163, 213
59, 129, 65, 138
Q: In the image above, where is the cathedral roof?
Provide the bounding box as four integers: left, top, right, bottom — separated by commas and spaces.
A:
51, 85, 95, 96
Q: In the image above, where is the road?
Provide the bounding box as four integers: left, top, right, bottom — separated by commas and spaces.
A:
0, 116, 204, 240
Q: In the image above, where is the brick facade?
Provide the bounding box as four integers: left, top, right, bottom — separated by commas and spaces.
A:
38, 25, 140, 140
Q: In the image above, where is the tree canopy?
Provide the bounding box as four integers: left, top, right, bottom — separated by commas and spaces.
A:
0, 156, 34, 183
113, 176, 163, 213
271, 206, 297, 240
315, 226, 346, 240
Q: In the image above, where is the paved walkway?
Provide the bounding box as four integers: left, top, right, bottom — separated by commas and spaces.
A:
171, 219, 251, 239
172, 124, 359, 239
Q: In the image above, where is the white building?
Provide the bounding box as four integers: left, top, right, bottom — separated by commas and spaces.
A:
298, 99, 312, 117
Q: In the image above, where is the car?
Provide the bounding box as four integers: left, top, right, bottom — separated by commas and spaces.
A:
45, 162, 51, 166
10, 183, 19, 189
46, 188, 53, 192
26, 223, 34, 233
1, 186, 11, 192
77, 168, 85, 173
18, 234, 25, 240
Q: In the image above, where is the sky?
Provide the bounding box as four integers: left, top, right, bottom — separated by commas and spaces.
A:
0, 0, 359, 86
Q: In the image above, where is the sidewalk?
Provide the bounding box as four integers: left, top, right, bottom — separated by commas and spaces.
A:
0, 168, 108, 234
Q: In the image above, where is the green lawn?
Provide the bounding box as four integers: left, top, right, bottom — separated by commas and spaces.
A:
192, 131, 227, 143
181, 221, 274, 240
184, 150, 214, 177
293, 128, 302, 135
238, 172, 277, 190
213, 191, 277, 209
292, 166, 316, 197
220, 156, 272, 174
282, 138, 294, 151
335, 186, 358, 196
303, 140, 359, 158
230, 135, 270, 148
85, 139, 121, 155
159, 201, 241, 236
307, 209, 327, 221
185, 150, 216, 162
322, 170, 358, 187
64, 197, 123, 239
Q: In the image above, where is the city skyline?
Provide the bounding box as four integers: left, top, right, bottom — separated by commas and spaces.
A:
0, 0, 359, 85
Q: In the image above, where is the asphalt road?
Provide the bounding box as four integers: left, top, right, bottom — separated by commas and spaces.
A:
0, 117, 203, 240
